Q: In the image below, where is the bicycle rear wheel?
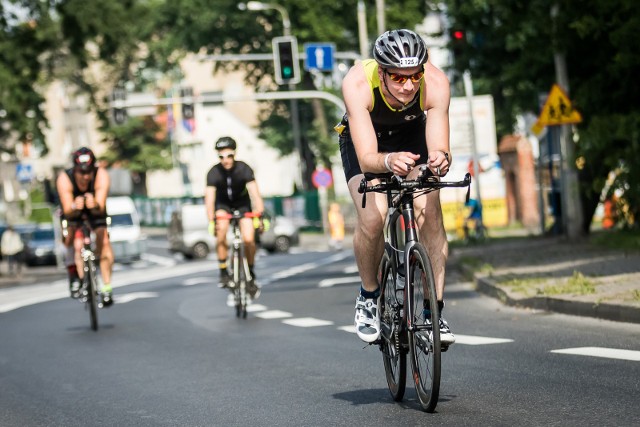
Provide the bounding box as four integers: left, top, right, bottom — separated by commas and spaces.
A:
85, 258, 99, 331
407, 244, 440, 412
379, 252, 406, 401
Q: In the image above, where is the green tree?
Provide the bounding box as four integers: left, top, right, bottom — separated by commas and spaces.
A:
444, 0, 640, 231
100, 116, 173, 196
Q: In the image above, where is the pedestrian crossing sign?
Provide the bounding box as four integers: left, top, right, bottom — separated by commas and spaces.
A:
532, 84, 582, 133
539, 84, 583, 125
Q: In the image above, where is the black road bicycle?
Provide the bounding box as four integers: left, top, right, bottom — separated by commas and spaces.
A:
77, 217, 105, 331
218, 211, 260, 319
359, 166, 471, 412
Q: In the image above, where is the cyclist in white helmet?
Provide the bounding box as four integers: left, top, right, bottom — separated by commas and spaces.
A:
205, 137, 265, 299
338, 29, 454, 345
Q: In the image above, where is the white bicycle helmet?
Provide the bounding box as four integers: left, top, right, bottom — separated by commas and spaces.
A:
373, 29, 428, 68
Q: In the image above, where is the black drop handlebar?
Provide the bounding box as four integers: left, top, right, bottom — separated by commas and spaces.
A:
358, 165, 472, 209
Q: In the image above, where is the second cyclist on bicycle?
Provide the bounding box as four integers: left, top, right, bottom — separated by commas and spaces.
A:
56, 147, 114, 306
338, 29, 454, 345
205, 137, 265, 298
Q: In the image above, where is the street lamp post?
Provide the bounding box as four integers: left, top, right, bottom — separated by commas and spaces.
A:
238, 1, 305, 191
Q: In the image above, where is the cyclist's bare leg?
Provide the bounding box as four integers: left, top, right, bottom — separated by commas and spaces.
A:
215, 210, 231, 261
73, 235, 84, 279
414, 189, 448, 300
239, 217, 256, 265
94, 227, 114, 284
348, 175, 387, 293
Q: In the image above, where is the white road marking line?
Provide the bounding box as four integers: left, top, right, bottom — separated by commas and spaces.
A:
140, 253, 177, 267
247, 304, 268, 312
338, 325, 356, 333
271, 251, 351, 280
254, 310, 293, 319
114, 292, 159, 304
319, 276, 361, 288
343, 265, 359, 274
0, 252, 348, 313
282, 317, 334, 327
454, 335, 514, 345
551, 347, 640, 361
182, 277, 211, 286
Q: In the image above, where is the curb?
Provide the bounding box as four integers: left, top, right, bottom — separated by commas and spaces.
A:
472, 272, 640, 325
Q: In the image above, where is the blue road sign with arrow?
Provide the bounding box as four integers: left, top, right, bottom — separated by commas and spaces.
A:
304, 43, 335, 72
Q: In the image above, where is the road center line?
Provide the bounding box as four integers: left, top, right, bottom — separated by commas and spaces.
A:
551, 347, 640, 361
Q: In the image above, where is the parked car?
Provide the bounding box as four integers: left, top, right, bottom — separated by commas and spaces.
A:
168, 204, 299, 259
259, 213, 300, 253
20, 225, 58, 266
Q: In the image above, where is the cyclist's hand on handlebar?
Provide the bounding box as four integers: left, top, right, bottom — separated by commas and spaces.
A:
428, 150, 450, 176
84, 193, 97, 210
73, 195, 86, 211
208, 221, 216, 236
387, 151, 420, 176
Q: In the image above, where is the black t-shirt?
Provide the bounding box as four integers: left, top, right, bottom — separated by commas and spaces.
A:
206, 161, 255, 208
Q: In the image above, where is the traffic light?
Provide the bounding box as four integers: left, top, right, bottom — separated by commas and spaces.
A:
449, 28, 469, 69
273, 36, 301, 85
111, 87, 127, 125
180, 87, 195, 119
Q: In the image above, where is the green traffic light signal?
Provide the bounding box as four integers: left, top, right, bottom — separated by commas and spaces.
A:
273, 36, 300, 85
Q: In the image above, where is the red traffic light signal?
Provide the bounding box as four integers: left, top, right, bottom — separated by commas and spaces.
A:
452, 30, 465, 41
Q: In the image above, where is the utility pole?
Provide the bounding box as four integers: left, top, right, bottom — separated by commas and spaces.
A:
376, 0, 385, 35
357, 1, 369, 59
551, 3, 583, 239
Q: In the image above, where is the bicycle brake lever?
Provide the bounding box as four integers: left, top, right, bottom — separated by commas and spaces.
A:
359, 178, 367, 208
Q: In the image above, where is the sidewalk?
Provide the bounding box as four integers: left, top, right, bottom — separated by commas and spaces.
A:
449, 235, 640, 324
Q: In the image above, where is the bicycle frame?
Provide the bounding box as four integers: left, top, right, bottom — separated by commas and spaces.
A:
217, 211, 260, 318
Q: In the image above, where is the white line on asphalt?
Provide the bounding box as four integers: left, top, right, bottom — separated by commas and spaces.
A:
338, 325, 356, 333
182, 277, 212, 286
247, 304, 268, 312
270, 251, 352, 280
114, 292, 159, 304
551, 347, 640, 361
282, 317, 334, 327
343, 265, 359, 274
0, 251, 349, 313
254, 310, 293, 319
141, 253, 177, 267
319, 276, 361, 288
454, 334, 515, 345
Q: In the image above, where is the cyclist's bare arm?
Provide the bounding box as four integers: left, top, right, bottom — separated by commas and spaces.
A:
56, 173, 78, 218
88, 168, 109, 215
204, 186, 216, 222
423, 62, 452, 176
246, 180, 264, 215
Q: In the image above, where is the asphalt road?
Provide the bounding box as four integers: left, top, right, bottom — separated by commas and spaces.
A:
1, 240, 639, 426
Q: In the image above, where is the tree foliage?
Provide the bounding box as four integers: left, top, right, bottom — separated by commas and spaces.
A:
444, 0, 640, 230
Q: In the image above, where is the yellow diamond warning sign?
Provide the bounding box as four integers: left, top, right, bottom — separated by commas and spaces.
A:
532, 84, 582, 133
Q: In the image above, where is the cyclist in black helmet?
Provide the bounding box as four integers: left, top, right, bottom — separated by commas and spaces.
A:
338, 29, 454, 345
56, 147, 114, 306
205, 136, 265, 299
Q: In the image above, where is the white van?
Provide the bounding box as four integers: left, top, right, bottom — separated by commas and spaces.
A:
167, 203, 299, 259
167, 204, 215, 259
107, 196, 146, 263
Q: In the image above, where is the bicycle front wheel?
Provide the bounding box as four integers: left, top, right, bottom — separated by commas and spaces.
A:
379, 252, 406, 401
407, 243, 440, 412
85, 258, 99, 331
231, 247, 248, 319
